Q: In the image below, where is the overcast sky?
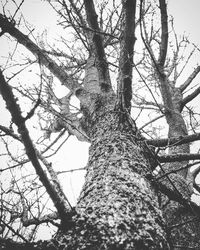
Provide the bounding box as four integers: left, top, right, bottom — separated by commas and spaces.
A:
168, 0, 200, 45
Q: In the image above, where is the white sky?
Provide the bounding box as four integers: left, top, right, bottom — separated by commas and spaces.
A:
168, 0, 200, 45
0, 0, 200, 240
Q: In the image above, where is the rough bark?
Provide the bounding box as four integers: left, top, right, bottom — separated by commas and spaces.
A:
159, 80, 200, 249
117, 0, 136, 112
145, 2, 200, 248
55, 99, 170, 249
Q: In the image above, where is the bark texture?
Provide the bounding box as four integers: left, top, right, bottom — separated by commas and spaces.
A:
55, 96, 170, 249
158, 73, 199, 250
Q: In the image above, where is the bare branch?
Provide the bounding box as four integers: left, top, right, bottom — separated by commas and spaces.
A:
139, 0, 160, 75
139, 114, 164, 130
22, 212, 59, 227
180, 86, 200, 111
146, 132, 200, 147
158, 0, 168, 67
24, 98, 41, 121
158, 153, 200, 163
140, 0, 173, 115
179, 65, 200, 92
0, 70, 71, 223
0, 125, 21, 141
0, 14, 79, 91
192, 165, 200, 179
0, 220, 28, 243
117, 0, 136, 112
150, 177, 200, 218
84, 0, 111, 90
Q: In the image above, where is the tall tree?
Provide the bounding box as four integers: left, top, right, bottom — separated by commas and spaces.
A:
0, 0, 200, 249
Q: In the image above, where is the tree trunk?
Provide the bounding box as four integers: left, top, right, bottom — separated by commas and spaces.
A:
55, 97, 170, 249
160, 82, 199, 249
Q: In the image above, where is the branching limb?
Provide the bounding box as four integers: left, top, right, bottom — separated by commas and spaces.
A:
140, 0, 173, 114
158, 0, 168, 67
44, 99, 90, 142
139, 114, 164, 130
180, 86, 200, 111
0, 69, 72, 224
152, 177, 200, 217
158, 153, 200, 163
0, 14, 79, 91
0, 122, 73, 211
84, 0, 111, 90
139, 0, 159, 73
22, 211, 59, 227
179, 65, 200, 92
24, 98, 41, 121
191, 163, 200, 182
189, 162, 200, 193
0, 124, 21, 141
117, 0, 136, 112
146, 132, 200, 147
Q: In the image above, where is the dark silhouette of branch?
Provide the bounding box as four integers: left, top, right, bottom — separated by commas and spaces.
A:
158, 0, 168, 67
1, 220, 28, 243
151, 178, 200, 217
0, 125, 21, 141
179, 65, 200, 92
139, 0, 160, 75
139, 0, 175, 118
117, 0, 136, 112
146, 132, 200, 147
24, 98, 41, 120
191, 162, 200, 180
180, 86, 200, 111
193, 183, 200, 194
84, 0, 111, 89
0, 69, 72, 224
158, 153, 200, 163
22, 212, 59, 227
0, 14, 79, 91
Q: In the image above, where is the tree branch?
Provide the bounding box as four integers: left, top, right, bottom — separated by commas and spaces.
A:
158, 0, 168, 67
0, 69, 71, 224
179, 65, 200, 92
180, 85, 200, 111
22, 212, 59, 227
84, 0, 111, 90
0, 124, 21, 141
146, 132, 200, 147
117, 0, 136, 112
158, 153, 200, 163
152, 178, 200, 217
0, 14, 79, 91
140, 0, 173, 114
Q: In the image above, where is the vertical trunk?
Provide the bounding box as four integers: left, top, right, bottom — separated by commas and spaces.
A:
159, 82, 197, 249
158, 77, 191, 187
166, 85, 190, 178
56, 98, 170, 249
